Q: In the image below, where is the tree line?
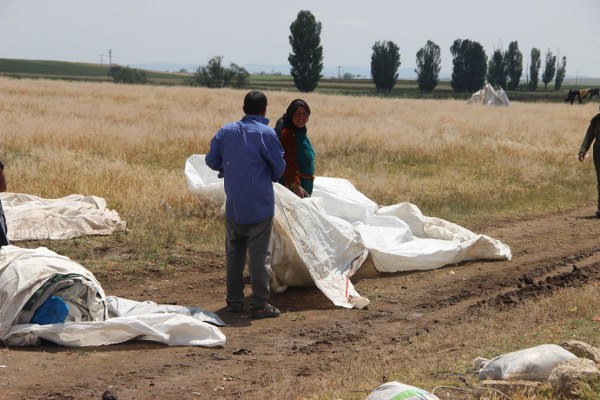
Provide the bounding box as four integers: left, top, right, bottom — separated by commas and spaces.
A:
115, 9, 568, 95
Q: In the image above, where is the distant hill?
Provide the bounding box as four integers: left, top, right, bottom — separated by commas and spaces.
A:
0, 58, 189, 84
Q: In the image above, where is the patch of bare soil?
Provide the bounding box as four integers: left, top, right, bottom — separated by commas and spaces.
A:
2, 207, 600, 400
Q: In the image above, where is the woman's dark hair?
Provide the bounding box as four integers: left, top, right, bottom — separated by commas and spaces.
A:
282, 99, 311, 127
243, 90, 268, 115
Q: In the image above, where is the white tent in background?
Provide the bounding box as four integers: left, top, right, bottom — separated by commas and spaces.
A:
467, 83, 510, 106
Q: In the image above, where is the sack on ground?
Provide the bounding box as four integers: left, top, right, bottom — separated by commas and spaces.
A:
476, 344, 577, 381
366, 381, 440, 400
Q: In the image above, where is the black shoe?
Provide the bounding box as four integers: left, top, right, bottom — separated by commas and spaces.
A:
250, 303, 280, 319
596, 210, 600, 219
226, 301, 243, 313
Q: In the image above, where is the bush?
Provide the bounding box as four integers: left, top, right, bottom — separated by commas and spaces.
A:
112, 66, 147, 84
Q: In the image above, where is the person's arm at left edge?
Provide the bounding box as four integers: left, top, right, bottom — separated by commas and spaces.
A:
0, 161, 6, 192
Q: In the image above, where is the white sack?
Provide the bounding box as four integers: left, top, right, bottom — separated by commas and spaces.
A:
185, 154, 511, 308
0, 245, 225, 347
477, 344, 577, 381
1, 192, 126, 240
366, 381, 440, 400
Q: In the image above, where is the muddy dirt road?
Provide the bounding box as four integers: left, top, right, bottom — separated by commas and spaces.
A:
2, 207, 600, 400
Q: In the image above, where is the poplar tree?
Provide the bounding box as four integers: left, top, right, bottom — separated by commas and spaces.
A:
554, 56, 567, 91
487, 49, 507, 89
415, 40, 441, 93
450, 39, 487, 93
528, 48, 541, 91
542, 49, 557, 91
371, 40, 401, 94
505, 41, 523, 91
288, 10, 323, 93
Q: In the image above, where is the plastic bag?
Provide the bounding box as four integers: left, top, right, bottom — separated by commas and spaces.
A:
366, 381, 440, 400
31, 296, 68, 325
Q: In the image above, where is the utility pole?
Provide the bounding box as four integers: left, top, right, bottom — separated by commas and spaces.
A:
337, 66, 341, 79
108, 49, 112, 76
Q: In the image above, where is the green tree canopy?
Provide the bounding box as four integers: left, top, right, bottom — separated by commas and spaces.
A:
288, 10, 323, 93
415, 40, 441, 93
450, 39, 487, 93
189, 56, 249, 89
542, 49, 557, 90
371, 40, 401, 94
505, 41, 523, 91
487, 49, 507, 89
112, 66, 147, 84
528, 48, 541, 91
554, 56, 567, 91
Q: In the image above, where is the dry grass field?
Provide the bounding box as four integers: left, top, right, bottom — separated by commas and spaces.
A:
2, 77, 600, 400
1, 77, 597, 240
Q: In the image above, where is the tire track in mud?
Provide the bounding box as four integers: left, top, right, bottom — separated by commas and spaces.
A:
481, 248, 600, 311
414, 247, 600, 314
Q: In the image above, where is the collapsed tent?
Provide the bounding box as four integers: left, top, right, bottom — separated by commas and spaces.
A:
467, 83, 510, 106
0, 245, 226, 347
1, 193, 126, 241
185, 155, 511, 309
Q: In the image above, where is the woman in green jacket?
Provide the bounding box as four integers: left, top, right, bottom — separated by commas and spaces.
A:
276, 99, 315, 198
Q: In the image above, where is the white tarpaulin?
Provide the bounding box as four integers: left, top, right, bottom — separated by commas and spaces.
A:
0, 245, 226, 347
185, 154, 511, 309
467, 83, 510, 106
1, 192, 127, 241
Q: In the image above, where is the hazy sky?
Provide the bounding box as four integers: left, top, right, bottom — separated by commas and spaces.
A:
1, 0, 599, 78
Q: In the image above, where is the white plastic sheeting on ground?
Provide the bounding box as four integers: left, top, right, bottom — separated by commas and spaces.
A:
0, 245, 226, 347
467, 83, 510, 106
1, 193, 126, 241
185, 154, 511, 308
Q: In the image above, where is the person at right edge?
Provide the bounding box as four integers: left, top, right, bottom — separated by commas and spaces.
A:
276, 99, 315, 198
0, 160, 9, 246
577, 106, 600, 218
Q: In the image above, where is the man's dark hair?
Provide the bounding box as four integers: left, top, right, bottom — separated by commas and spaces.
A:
243, 90, 268, 115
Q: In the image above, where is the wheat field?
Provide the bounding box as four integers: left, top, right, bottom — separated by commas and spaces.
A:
0, 77, 598, 255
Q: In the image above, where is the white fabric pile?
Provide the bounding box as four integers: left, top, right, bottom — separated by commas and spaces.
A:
467, 83, 510, 106
0, 245, 226, 347
1, 192, 126, 241
185, 154, 512, 309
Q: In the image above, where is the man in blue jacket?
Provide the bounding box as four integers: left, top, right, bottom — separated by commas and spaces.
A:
206, 91, 285, 318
